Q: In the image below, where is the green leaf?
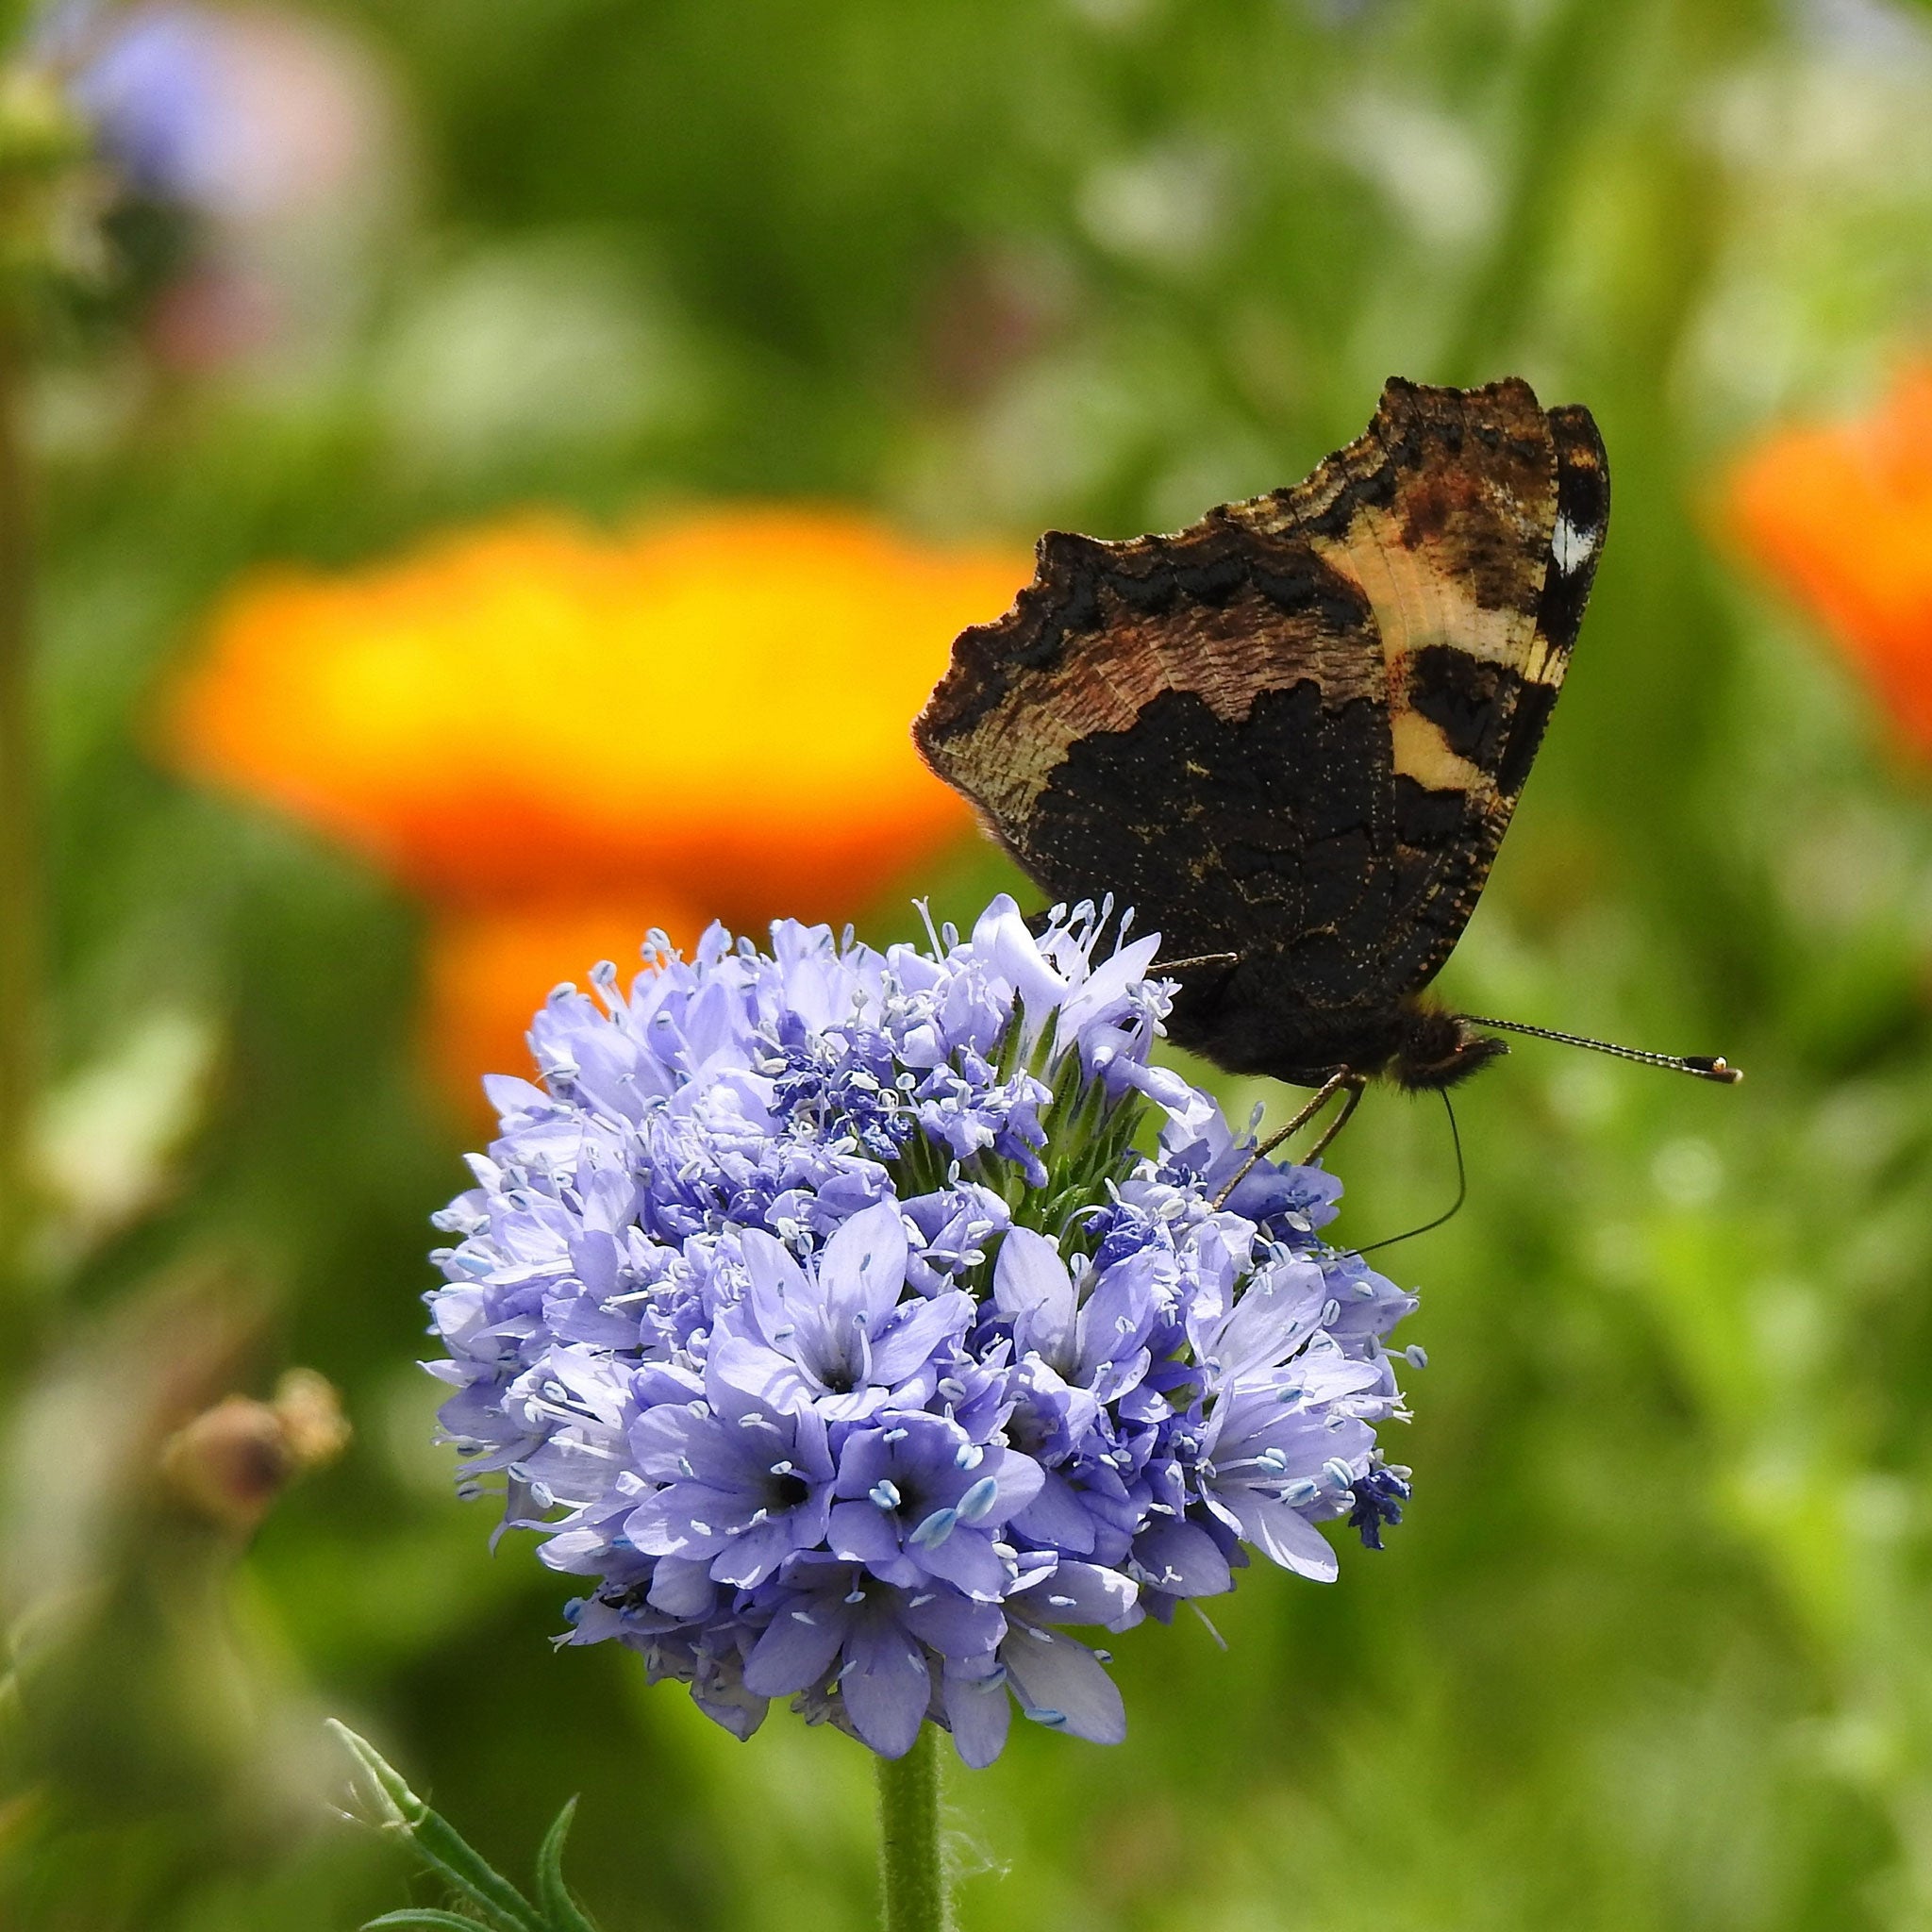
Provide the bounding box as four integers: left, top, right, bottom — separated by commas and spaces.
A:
399, 1808, 547, 1932
329, 1722, 545, 1932
533, 1797, 603, 1932
361, 1914, 498, 1931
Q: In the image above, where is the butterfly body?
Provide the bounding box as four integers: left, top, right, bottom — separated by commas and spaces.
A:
1160, 960, 1507, 1092
914, 376, 1611, 1094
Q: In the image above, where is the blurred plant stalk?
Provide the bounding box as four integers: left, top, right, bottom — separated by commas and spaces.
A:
0, 277, 33, 1286
0, 56, 87, 1293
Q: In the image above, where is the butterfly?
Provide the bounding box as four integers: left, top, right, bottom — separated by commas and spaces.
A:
914, 376, 1736, 1155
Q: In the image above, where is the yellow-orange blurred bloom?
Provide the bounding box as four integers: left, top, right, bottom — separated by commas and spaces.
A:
170, 507, 1024, 905
1726, 365, 1932, 756
164, 506, 1028, 1097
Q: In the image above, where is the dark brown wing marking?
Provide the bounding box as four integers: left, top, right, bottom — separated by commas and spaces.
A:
917, 508, 1387, 973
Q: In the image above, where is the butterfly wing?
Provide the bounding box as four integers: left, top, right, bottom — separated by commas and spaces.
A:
916, 506, 1394, 981
913, 376, 1608, 1060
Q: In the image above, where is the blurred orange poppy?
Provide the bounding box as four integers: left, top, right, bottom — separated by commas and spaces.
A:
1726, 365, 1932, 757
164, 506, 1028, 1098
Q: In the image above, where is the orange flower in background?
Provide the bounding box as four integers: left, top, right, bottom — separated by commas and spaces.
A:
1726, 364, 1932, 756
165, 506, 1028, 1099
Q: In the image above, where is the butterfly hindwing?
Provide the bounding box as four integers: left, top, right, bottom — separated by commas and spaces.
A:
913, 376, 1609, 1078
918, 511, 1396, 978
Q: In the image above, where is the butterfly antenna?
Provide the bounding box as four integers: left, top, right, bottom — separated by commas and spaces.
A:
1459, 1014, 1742, 1084
1355, 1090, 1468, 1257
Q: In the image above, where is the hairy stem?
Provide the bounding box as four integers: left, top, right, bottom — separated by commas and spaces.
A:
874, 1724, 948, 1932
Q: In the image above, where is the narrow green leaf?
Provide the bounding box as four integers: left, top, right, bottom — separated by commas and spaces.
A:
400, 1813, 545, 1932
329, 1722, 544, 1932
329, 1720, 427, 1831
361, 1913, 496, 1932
533, 1797, 603, 1932
991, 1013, 1024, 1082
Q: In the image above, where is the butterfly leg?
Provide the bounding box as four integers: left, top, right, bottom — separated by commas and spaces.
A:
1213, 1070, 1354, 1208
1303, 1076, 1366, 1162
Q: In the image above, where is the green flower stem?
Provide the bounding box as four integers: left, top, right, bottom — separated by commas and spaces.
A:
874, 1724, 949, 1932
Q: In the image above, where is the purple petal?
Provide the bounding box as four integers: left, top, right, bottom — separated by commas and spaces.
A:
1203, 1261, 1325, 1380
628, 1404, 708, 1483
832, 1430, 893, 1500
914, 1528, 1008, 1601
869, 1290, 973, 1385
1000, 1625, 1126, 1745
1131, 1518, 1234, 1598
973, 894, 1067, 1013
744, 1601, 848, 1697
820, 1199, 909, 1328
645, 1555, 716, 1617
1011, 1474, 1099, 1555
942, 1666, 1012, 1769
1055, 931, 1161, 1053
900, 1586, 1005, 1661
815, 1384, 892, 1423
1012, 1559, 1139, 1627
708, 1515, 798, 1589
707, 1333, 819, 1414
689, 1672, 768, 1742
1235, 1491, 1339, 1581
1290, 1336, 1388, 1403
740, 1227, 811, 1341
789, 1402, 835, 1480
1073, 1260, 1158, 1385
826, 1498, 902, 1565
971, 1446, 1046, 1524
539, 1527, 614, 1574
843, 1617, 932, 1759
991, 1228, 1075, 1366
625, 1485, 740, 1557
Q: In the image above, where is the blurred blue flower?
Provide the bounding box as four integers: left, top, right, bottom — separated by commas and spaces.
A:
64, 5, 225, 201
61, 0, 388, 223
425, 894, 1420, 1762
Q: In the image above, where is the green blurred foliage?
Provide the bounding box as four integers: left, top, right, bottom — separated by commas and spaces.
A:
6, 0, 1932, 1926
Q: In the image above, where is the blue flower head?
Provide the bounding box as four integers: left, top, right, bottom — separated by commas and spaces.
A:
425, 894, 1421, 1763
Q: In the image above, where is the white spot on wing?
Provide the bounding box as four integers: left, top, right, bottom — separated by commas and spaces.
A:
1551, 514, 1599, 578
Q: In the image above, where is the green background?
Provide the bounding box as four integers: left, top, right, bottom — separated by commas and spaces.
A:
10, 0, 1932, 1926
